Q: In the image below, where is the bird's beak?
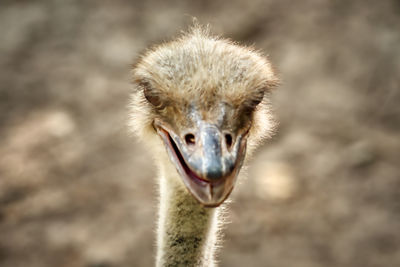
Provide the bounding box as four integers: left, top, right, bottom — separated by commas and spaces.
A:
154, 119, 248, 207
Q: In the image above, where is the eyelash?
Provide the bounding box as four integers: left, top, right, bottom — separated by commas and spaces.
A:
140, 81, 165, 109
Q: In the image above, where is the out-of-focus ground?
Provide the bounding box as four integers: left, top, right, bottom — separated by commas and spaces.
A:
1, 1, 400, 266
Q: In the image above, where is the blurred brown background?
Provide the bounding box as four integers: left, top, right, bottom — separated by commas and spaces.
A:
1, 1, 399, 267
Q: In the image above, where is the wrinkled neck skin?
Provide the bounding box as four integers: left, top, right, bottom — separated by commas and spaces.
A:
156, 155, 220, 267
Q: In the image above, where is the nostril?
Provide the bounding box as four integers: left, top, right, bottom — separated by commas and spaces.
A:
185, 133, 196, 146
225, 133, 233, 148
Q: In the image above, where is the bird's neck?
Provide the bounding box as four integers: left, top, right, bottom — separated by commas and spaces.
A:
156, 164, 220, 267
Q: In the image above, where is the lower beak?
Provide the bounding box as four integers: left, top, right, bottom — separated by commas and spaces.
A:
154, 119, 247, 207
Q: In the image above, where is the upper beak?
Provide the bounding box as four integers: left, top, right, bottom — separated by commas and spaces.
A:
154, 119, 248, 207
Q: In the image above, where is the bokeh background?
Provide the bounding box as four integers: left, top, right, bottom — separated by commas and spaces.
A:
1, 1, 399, 266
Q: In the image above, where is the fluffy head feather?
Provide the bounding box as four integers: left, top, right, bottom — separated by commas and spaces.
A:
129, 26, 278, 155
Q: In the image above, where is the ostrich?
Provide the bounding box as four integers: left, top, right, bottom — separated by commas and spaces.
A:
129, 26, 278, 266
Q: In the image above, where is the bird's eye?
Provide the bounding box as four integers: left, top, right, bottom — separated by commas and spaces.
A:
243, 91, 264, 114
251, 91, 265, 107
144, 89, 162, 107
249, 97, 263, 107
141, 81, 163, 108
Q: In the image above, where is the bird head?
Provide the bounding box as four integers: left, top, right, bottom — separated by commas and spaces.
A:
129, 28, 278, 207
